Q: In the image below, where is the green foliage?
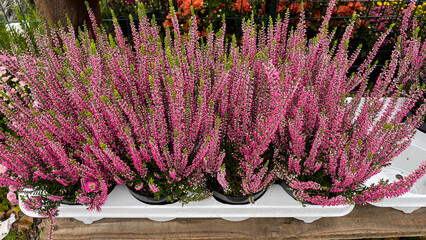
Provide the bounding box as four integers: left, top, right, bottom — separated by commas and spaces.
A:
0, 187, 11, 212
0, 1, 40, 53
129, 150, 211, 204
207, 138, 275, 198
4, 231, 22, 240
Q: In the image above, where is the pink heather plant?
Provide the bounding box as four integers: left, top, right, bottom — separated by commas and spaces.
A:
207, 17, 299, 199
274, 0, 426, 205
2, 1, 227, 205
99, 4, 226, 202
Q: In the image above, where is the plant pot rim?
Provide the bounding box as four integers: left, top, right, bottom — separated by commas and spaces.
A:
212, 189, 266, 205
127, 185, 176, 205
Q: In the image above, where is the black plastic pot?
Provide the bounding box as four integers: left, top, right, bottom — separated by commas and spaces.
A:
61, 198, 80, 205
127, 186, 176, 205
278, 181, 314, 205
212, 189, 266, 205
406, 110, 426, 133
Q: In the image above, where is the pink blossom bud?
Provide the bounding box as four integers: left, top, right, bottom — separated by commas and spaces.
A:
0, 164, 7, 174
6, 192, 17, 203
10, 198, 19, 206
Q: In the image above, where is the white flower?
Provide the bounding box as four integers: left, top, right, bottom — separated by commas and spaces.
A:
33, 100, 40, 108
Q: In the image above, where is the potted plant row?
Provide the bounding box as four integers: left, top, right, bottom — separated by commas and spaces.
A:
0, 0, 425, 236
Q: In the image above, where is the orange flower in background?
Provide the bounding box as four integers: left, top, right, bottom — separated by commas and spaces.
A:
277, 2, 287, 13
163, 12, 182, 29
234, 0, 251, 13
183, 16, 201, 31
333, 2, 366, 16
313, 9, 321, 19
163, 13, 173, 28
179, 0, 203, 17
348, 2, 366, 11
356, 19, 368, 28
289, 3, 302, 14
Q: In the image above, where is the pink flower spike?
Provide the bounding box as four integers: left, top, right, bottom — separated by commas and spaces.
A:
148, 182, 159, 193
9, 185, 17, 191
135, 183, 144, 191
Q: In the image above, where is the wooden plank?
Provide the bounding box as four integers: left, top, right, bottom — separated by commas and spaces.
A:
42, 205, 426, 240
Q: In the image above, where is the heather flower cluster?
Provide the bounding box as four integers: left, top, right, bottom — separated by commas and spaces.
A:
0, 0, 424, 224
274, 0, 426, 205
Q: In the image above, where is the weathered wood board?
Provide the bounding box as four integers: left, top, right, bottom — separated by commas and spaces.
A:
42, 205, 426, 240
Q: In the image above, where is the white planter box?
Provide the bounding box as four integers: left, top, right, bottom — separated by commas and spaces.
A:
366, 131, 426, 213
20, 184, 354, 224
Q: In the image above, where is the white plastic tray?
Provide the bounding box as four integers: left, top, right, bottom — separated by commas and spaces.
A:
20, 184, 354, 224
366, 131, 426, 213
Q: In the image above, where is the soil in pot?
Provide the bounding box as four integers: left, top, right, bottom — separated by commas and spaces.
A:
127, 186, 177, 205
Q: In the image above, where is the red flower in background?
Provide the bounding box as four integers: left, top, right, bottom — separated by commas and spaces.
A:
289, 2, 312, 14
348, 2, 366, 11
313, 9, 321, 19
334, 5, 352, 15
234, 0, 251, 13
